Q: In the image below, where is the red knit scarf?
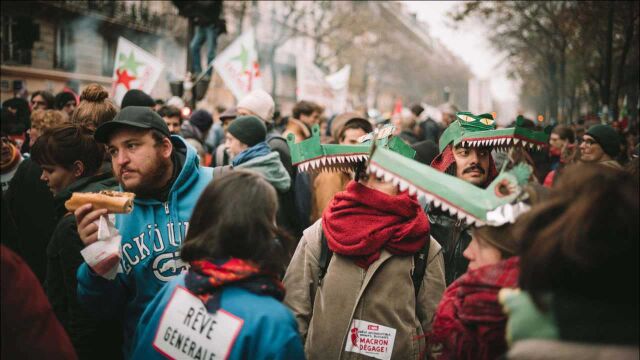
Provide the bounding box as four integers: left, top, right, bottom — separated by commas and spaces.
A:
322, 180, 429, 268
428, 257, 520, 360
430, 145, 499, 187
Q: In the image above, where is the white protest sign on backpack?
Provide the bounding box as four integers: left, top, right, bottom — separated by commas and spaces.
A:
153, 286, 244, 360
344, 319, 397, 360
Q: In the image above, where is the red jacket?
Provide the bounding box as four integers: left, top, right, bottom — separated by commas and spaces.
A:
1, 245, 77, 359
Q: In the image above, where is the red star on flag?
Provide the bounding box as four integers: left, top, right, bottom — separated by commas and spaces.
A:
116, 68, 136, 90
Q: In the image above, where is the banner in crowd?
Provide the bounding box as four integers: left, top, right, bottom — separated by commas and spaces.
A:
297, 58, 351, 115
326, 65, 351, 114
419, 103, 444, 123
111, 37, 164, 106
213, 30, 263, 100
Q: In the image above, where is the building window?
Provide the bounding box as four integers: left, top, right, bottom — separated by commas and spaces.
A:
55, 23, 75, 71
1, 16, 39, 65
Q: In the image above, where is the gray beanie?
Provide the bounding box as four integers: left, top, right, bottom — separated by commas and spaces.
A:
227, 115, 267, 147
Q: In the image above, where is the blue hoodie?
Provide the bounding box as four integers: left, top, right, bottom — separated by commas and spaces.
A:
77, 136, 213, 358
131, 274, 304, 360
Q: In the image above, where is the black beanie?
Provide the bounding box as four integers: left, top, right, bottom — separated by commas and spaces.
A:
54, 91, 77, 110
121, 89, 155, 109
189, 109, 213, 133
227, 115, 267, 147
586, 124, 621, 157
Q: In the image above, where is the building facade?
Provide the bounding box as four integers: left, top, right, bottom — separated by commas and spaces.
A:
2, 1, 470, 117
1, 0, 187, 103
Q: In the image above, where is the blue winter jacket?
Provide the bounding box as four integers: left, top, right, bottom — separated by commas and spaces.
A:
77, 136, 213, 358
131, 274, 305, 360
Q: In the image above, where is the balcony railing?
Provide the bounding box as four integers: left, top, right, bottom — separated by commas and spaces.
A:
38, 0, 187, 39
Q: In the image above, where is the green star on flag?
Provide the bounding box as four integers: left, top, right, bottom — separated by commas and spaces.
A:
119, 51, 145, 76
231, 45, 249, 70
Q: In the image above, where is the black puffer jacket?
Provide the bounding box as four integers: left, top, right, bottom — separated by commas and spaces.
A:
46, 172, 123, 360
428, 209, 471, 286
172, 0, 222, 26
1, 158, 56, 283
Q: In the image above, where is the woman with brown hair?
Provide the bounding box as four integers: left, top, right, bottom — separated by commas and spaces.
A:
131, 170, 304, 360
71, 84, 119, 174
428, 221, 523, 360
30, 123, 122, 359
501, 164, 638, 359
70, 84, 118, 130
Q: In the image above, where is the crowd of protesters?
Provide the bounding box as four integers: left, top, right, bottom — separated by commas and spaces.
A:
1, 82, 638, 360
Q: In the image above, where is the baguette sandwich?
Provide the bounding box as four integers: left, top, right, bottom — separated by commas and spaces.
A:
65, 190, 135, 214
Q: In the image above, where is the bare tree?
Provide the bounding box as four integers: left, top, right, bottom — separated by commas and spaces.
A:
453, 1, 639, 122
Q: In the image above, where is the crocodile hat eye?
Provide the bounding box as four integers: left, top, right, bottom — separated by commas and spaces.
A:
480, 118, 495, 126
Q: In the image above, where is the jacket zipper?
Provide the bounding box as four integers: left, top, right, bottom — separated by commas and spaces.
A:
164, 202, 170, 215
448, 219, 463, 265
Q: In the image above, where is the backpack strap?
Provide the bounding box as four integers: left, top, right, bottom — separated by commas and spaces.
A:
411, 237, 431, 298
214, 145, 226, 167
319, 228, 430, 298
318, 229, 333, 286
212, 165, 232, 178
266, 134, 287, 145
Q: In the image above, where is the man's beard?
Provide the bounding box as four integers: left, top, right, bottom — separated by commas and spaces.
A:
121, 155, 171, 197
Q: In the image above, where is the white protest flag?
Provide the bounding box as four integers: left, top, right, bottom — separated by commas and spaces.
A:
296, 57, 335, 110
111, 37, 164, 106
213, 30, 263, 100
325, 65, 351, 114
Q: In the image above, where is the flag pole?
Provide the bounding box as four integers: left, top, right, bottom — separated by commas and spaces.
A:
194, 58, 216, 86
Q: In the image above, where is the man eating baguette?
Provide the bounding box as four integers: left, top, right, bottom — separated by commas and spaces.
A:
74, 106, 213, 358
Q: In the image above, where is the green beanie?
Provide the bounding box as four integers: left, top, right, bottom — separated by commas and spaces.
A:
586, 124, 620, 157
227, 115, 267, 147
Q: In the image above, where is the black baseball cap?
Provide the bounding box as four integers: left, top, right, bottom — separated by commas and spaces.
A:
94, 106, 171, 143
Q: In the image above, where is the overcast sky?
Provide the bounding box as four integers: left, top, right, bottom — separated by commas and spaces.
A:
402, 1, 519, 103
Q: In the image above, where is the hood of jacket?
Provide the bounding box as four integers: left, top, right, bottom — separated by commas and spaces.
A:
235, 151, 291, 192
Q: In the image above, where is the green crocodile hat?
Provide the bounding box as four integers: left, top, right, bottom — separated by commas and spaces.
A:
368, 146, 535, 226
287, 124, 415, 173
439, 112, 550, 153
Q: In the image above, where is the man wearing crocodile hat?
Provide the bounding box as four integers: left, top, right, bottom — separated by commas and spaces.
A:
430, 112, 499, 286
428, 112, 548, 285
431, 112, 499, 187
283, 125, 446, 360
